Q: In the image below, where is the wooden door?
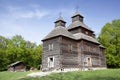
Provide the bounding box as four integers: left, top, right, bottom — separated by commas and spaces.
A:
48, 57, 54, 68
88, 58, 91, 66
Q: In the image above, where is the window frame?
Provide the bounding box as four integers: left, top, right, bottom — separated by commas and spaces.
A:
49, 43, 53, 51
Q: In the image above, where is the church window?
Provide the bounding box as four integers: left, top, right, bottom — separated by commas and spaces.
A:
88, 46, 90, 52
68, 44, 73, 51
49, 44, 53, 51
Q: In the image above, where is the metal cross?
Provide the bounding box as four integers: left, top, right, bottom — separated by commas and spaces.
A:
59, 12, 62, 17
76, 5, 79, 12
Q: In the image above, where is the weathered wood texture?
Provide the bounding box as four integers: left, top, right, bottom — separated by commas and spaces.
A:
61, 37, 78, 68
42, 36, 106, 71
42, 11, 106, 71
68, 27, 93, 37
42, 37, 61, 71
8, 62, 26, 72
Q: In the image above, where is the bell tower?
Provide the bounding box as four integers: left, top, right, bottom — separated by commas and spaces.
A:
72, 11, 84, 22
54, 15, 66, 27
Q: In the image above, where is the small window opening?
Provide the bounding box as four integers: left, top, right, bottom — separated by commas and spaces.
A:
50, 58, 53, 62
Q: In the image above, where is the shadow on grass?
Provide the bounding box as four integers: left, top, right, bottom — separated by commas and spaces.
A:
19, 69, 120, 80
20, 75, 120, 80
19, 72, 83, 80
45, 72, 83, 80
84, 76, 120, 80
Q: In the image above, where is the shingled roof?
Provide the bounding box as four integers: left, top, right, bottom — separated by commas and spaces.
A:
42, 12, 99, 44
43, 25, 99, 44
67, 11, 93, 32
67, 20, 93, 31
42, 16, 75, 41
55, 16, 66, 23
73, 33, 99, 44
99, 45, 105, 48
72, 11, 84, 18
42, 26, 75, 41
8, 61, 23, 67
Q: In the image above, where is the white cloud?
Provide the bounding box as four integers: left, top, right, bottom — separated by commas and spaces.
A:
7, 6, 48, 19
0, 23, 24, 36
14, 9, 48, 19
0, 5, 83, 44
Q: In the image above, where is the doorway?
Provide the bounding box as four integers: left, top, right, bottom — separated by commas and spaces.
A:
87, 57, 91, 66
48, 56, 54, 68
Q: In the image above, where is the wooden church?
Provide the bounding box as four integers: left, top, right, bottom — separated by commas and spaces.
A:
42, 11, 106, 71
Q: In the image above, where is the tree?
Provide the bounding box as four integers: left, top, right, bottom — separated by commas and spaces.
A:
98, 19, 120, 68
33, 44, 42, 69
22, 41, 37, 68
0, 35, 43, 71
0, 36, 9, 71
6, 35, 25, 63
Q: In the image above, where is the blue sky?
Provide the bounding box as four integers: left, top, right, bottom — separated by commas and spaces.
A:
0, 0, 120, 45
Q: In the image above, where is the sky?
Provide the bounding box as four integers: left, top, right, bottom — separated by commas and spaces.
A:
0, 0, 120, 45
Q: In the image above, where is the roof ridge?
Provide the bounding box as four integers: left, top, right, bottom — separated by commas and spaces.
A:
55, 16, 66, 23
73, 32, 99, 44
72, 11, 83, 18
42, 26, 75, 41
67, 20, 93, 32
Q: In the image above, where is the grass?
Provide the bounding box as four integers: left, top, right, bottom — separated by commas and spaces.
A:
20, 69, 120, 80
0, 71, 32, 80
0, 69, 120, 80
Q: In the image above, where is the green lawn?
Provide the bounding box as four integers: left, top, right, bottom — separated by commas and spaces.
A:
0, 69, 120, 80
20, 69, 120, 80
0, 71, 32, 80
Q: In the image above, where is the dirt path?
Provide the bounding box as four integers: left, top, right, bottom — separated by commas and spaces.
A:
27, 71, 68, 77
27, 71, 52, 77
